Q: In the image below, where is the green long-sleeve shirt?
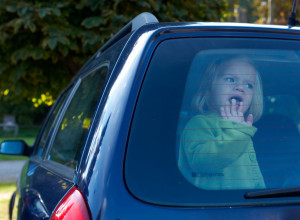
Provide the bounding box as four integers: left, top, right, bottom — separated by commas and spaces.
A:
178, 113, 265, 190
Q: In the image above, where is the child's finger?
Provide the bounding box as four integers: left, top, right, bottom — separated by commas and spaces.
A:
220, 107, 227, 119
238, 101, 243, 117
231, 99, 237, 116
246, 114, 253, 126
225, 101, 231, 117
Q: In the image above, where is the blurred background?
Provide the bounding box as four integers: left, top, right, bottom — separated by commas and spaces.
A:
0, 0, 299, 219
0, 0, 298, 142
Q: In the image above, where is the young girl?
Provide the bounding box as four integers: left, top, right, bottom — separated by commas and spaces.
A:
178, 56, 266, 190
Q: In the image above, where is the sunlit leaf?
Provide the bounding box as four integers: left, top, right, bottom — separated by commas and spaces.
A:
82, 117, 91, 129
4, 89, 9, 96
0, 0, 236, 125
41, 94, 46, 101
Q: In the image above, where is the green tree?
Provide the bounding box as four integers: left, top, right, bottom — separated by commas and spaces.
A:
255, 0, 299, 25
0, 0, 231, 124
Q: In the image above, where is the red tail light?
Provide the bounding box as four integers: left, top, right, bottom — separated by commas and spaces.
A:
50, 187, 91, 220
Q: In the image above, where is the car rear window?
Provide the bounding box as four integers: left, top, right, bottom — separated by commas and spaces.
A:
125, 37, 300, 206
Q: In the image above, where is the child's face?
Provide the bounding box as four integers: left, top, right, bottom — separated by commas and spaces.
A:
209, 60, 256, 114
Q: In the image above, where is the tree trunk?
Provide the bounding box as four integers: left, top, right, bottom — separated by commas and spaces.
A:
267, 0, 274, 24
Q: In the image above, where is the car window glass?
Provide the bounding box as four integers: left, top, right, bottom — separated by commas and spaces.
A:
125, 37, 300, 205
48, 65, 108, 168
34, 87, 72, 157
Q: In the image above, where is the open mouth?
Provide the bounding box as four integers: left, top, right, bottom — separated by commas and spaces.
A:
229, 96, 243, 104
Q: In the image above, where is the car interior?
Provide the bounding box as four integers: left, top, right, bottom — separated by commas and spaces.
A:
179, 48, 300, 189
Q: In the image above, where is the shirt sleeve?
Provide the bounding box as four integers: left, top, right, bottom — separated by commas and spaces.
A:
180, 115, 257, 169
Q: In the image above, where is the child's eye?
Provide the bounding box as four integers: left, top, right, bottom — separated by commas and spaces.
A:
225, 77, 234, 83
245, 83, 253, 89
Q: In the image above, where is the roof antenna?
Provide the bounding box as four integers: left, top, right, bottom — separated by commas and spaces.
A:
288, 0, 300, 27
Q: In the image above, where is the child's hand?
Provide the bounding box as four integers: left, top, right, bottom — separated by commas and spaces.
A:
220, 99, 253, 126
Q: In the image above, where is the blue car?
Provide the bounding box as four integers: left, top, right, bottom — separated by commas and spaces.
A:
3, 12, 300, 219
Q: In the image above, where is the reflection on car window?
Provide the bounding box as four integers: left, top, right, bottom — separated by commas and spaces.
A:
125, 38, 300, 205
34, 87, 72, 157
48, 65, 108, 168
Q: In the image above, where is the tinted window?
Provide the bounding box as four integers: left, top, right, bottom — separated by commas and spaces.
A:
48, 65, 108, 168
34, 88, 72, 157
125, 37, 300, 205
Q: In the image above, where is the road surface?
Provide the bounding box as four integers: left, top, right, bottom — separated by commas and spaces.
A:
0, 160, 26, 182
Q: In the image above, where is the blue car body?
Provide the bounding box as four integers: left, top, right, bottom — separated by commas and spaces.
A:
3, 13, 300, 219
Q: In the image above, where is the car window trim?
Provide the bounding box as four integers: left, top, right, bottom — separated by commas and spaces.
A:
125, 36, 300, 206
42, 63, 110, 168
40, 159, 76, 180
42, 79, 82, 161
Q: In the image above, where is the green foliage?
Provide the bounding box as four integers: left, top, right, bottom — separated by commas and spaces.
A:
257, 0, 300, 25
0, 0, 232, 125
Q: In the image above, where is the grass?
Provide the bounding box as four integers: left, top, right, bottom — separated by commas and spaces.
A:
0, 129, 38, 219
0, 154, 28, 161
0, 182, 16, 220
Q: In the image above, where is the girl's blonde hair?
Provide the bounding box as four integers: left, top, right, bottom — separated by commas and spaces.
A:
192, 56, 263, 122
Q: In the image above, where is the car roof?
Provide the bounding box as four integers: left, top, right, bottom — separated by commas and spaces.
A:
100, 12, 300, 56
144, 21, 300, 32
75, 13, 300, 79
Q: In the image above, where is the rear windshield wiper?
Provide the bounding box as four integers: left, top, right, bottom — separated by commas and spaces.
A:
245, 186, 300, 199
